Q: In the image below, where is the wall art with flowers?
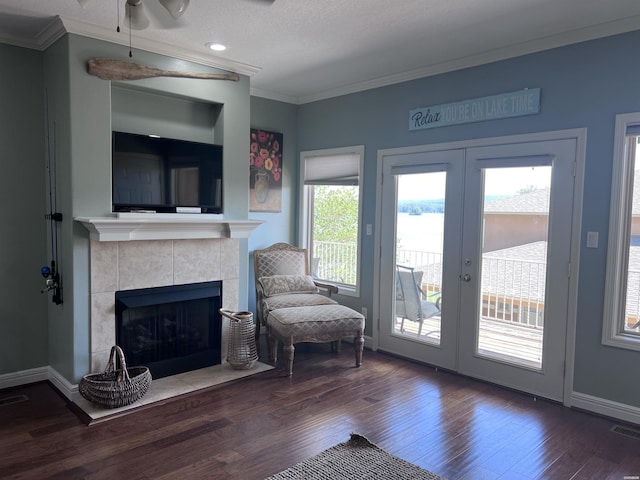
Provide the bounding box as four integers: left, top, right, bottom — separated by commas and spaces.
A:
249, 128, 283, 212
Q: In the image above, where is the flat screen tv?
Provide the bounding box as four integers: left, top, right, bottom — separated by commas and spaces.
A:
112, 131, 223, 214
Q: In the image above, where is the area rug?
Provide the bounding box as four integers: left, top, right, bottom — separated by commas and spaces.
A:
265, 433, 445, 479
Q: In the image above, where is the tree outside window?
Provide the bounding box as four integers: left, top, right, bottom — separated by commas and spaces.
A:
311, 185, 359, 285
301, 146, 364, 295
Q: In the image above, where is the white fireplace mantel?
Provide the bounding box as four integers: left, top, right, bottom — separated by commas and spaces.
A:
75, 214, 263, 242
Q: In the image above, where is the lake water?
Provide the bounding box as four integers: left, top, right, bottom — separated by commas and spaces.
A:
396, 212, 444, 253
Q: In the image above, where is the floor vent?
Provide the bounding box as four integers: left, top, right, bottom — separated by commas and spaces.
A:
611, 424, 640, 440
0, 394, 29, 407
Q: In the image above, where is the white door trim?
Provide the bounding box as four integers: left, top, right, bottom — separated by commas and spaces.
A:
373, 128, 585, 407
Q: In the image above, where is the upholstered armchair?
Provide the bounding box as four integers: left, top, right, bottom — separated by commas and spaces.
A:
254, 243, 338, 334
253, 242, 365, 375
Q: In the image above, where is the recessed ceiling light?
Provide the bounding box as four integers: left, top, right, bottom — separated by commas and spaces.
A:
206, 42, 226, 52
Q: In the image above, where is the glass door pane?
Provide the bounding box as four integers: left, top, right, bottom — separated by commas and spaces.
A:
624, 138, 640, 334
394, 172, 446, 345
477, 166, 552, 369
380, 136, 576, 401
378, 147, 464, 371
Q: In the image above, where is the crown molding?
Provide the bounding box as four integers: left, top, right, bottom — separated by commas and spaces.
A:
0, 34, 40, 50
60, 16, 261, 76
9, 14, 261, 77
293, 14, 640, 105
249, 86, 299, 105
5, 12, 640, 104
37, 15, 68, 50
0, 15, 62, 50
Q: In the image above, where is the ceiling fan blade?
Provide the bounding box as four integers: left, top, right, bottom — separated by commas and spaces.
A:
145, 0, 187, 29
159, 0, 190, 20
125, 0, 150, 30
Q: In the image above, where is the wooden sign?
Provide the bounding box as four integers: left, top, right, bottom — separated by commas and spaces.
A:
409, 88, 540, 131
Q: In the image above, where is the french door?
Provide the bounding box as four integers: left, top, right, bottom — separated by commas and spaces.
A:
377, 135, 578, 401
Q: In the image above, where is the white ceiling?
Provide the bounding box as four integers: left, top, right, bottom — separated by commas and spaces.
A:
2, 0, 640, 104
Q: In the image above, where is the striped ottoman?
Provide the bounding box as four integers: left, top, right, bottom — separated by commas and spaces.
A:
266, 304, 365, 375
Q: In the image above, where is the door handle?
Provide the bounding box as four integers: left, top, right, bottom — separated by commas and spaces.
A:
460, 273, 471, 282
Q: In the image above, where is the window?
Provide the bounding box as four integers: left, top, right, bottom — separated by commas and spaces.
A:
603, 113, 640, 350
300, 146, 364, 296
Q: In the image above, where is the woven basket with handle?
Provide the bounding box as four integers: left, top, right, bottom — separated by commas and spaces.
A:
79, 345, 152, 408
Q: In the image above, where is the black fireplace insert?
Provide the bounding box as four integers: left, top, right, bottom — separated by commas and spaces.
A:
115, 281, 222, 379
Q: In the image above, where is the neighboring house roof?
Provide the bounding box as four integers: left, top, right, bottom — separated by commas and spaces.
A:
415, 172, 640, 315
483, 241, 547, 262
418, 239, 640, 317
625, 244, 640, 318
632, 170, 640, 216
481, 241, 547, 302
484, 171, 640, 216
484, 189, 550, 214
420, 242, 548, 302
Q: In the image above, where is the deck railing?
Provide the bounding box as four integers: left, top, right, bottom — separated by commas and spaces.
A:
317, 242, 548, 329
481, 256, 546, 328
312, 241, 358, 285
625, 269, 640, 330
400, 248, 547, 329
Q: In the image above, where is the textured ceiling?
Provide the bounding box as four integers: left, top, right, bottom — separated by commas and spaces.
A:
2, 0, 640, 103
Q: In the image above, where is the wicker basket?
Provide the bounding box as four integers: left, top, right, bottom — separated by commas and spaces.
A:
79, 345, 152, 408
220, 309, 259, 370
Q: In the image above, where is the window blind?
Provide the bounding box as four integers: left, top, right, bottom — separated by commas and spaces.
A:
303, 153, 360, 186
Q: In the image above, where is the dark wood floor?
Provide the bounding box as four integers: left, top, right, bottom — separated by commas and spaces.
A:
1, 344, 639, 480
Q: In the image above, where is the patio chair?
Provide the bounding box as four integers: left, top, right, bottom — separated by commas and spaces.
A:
396, 264, 441, 336
253, 242, 365, 375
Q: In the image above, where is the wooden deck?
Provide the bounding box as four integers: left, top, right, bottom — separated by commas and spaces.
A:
394, 315, 543, 368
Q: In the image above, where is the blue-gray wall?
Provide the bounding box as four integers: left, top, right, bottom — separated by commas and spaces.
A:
295, 30, 640, 408
247, 96, 298, 310
0, 44, 48, 374
2, 27, 640, 412
40, 34, 251, 383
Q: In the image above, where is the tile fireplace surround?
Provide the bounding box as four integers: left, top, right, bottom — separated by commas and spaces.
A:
76, 215, 264, 419
89, 237, 239, 374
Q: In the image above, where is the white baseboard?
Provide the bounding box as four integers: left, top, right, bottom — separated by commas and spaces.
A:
0, 367, 49, 390
47, 367, 79, 402
364, 335, 373, 350
0, 366, 78, 402
571, 391, 640, 426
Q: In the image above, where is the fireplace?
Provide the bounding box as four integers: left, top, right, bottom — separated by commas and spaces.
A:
115, 281, 222, 379
85, 236, 248, 383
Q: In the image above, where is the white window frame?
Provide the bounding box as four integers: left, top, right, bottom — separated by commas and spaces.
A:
299, 145, 365, 297
603, 112, 640, 351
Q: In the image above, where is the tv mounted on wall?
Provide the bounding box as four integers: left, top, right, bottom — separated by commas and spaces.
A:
112, 131, 223, 214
